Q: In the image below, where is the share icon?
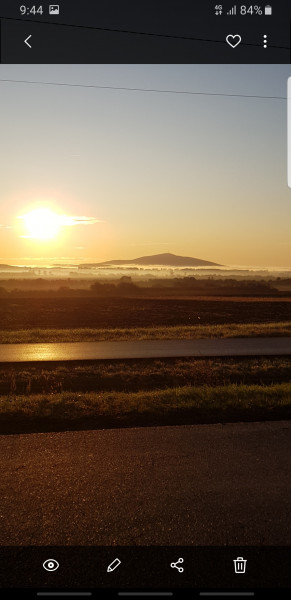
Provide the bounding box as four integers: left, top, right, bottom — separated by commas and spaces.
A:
170, 557, 184, 573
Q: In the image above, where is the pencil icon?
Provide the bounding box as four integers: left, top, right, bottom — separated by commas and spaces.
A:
107, 558, 121, 572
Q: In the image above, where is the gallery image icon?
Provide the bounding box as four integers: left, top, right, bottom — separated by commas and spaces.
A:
49, 5, 60, 14
226, 34, 242, 48
107, 558, 121, 573
170, 557, 184, 573
233, 557, 247, 574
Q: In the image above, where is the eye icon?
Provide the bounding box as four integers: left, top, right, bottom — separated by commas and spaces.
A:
43, 559, 59, 572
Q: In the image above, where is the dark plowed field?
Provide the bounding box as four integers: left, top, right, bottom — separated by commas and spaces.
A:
0, 296, 290, 329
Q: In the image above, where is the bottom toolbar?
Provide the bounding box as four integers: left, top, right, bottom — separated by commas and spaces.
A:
0, 547, 290, 590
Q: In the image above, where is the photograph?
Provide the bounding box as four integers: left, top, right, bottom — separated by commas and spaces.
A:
0, 64, 291, 549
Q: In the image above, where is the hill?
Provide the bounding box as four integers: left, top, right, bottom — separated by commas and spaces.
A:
0, 264, 28, 270
81, 253, 222, 268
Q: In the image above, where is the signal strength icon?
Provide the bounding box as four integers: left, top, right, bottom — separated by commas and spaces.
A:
227, 5, 237, 15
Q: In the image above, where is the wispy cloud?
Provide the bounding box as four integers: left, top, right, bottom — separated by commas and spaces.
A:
128, 242, 172, 247
17, 209, 102, 239
17, 212, 102, 227
60, 216, 102, 226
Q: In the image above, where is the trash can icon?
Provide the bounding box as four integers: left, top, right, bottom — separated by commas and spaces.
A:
233, 557, 247, 574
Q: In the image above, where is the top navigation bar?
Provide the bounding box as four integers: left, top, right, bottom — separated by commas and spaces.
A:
0, 0, 290, 63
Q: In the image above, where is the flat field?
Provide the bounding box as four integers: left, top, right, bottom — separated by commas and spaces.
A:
1, 294, 290, 434
1, 296, 291, 330
0, 322, 291, 343
1, 356, 291, 433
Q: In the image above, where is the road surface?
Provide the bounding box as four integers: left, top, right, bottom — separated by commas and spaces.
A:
0, 336, 291, 362
1, 421, 290, 545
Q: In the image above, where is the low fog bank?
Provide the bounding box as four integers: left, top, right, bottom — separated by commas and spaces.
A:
0, 262, 291, 297
1, 263, 291, 279
0, 272, 291, 297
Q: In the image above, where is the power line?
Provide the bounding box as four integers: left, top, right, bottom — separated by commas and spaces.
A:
1, 16, 289, 50
0, 79, 287, 99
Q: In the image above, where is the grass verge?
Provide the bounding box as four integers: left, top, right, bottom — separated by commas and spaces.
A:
1, 357, 291, 395
0, 322, 291, 344
1, 382, 290, 434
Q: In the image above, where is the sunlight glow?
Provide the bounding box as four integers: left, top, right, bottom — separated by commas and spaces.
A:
20, 208, 62, 240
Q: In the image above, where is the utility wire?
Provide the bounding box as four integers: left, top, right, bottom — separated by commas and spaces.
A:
0, 79, 287, 99
1, 16, 289, 50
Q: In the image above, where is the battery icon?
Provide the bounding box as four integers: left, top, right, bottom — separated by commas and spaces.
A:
264, 5, 272, 15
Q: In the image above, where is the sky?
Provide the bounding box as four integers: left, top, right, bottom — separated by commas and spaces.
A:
0, 64, 291, 267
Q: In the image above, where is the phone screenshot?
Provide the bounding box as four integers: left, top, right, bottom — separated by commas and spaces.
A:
0, 1, 290, 598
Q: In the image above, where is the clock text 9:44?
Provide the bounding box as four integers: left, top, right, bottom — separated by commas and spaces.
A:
20, 5, 44, 16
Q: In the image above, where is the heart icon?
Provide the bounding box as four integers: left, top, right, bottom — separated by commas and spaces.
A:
226, 34, 242, 48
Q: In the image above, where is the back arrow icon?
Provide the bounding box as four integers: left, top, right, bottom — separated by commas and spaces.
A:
24, 35, 32, 48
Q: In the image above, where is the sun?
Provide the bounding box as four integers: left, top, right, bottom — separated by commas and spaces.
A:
20, 208, 62, 240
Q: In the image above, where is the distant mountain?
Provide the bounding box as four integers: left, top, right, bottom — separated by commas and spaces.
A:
0, 264, 28, 270
81, 253, 222, 268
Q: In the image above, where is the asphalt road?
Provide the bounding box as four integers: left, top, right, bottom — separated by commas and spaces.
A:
1, 421, 290, 546
0, 337, 291, 362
